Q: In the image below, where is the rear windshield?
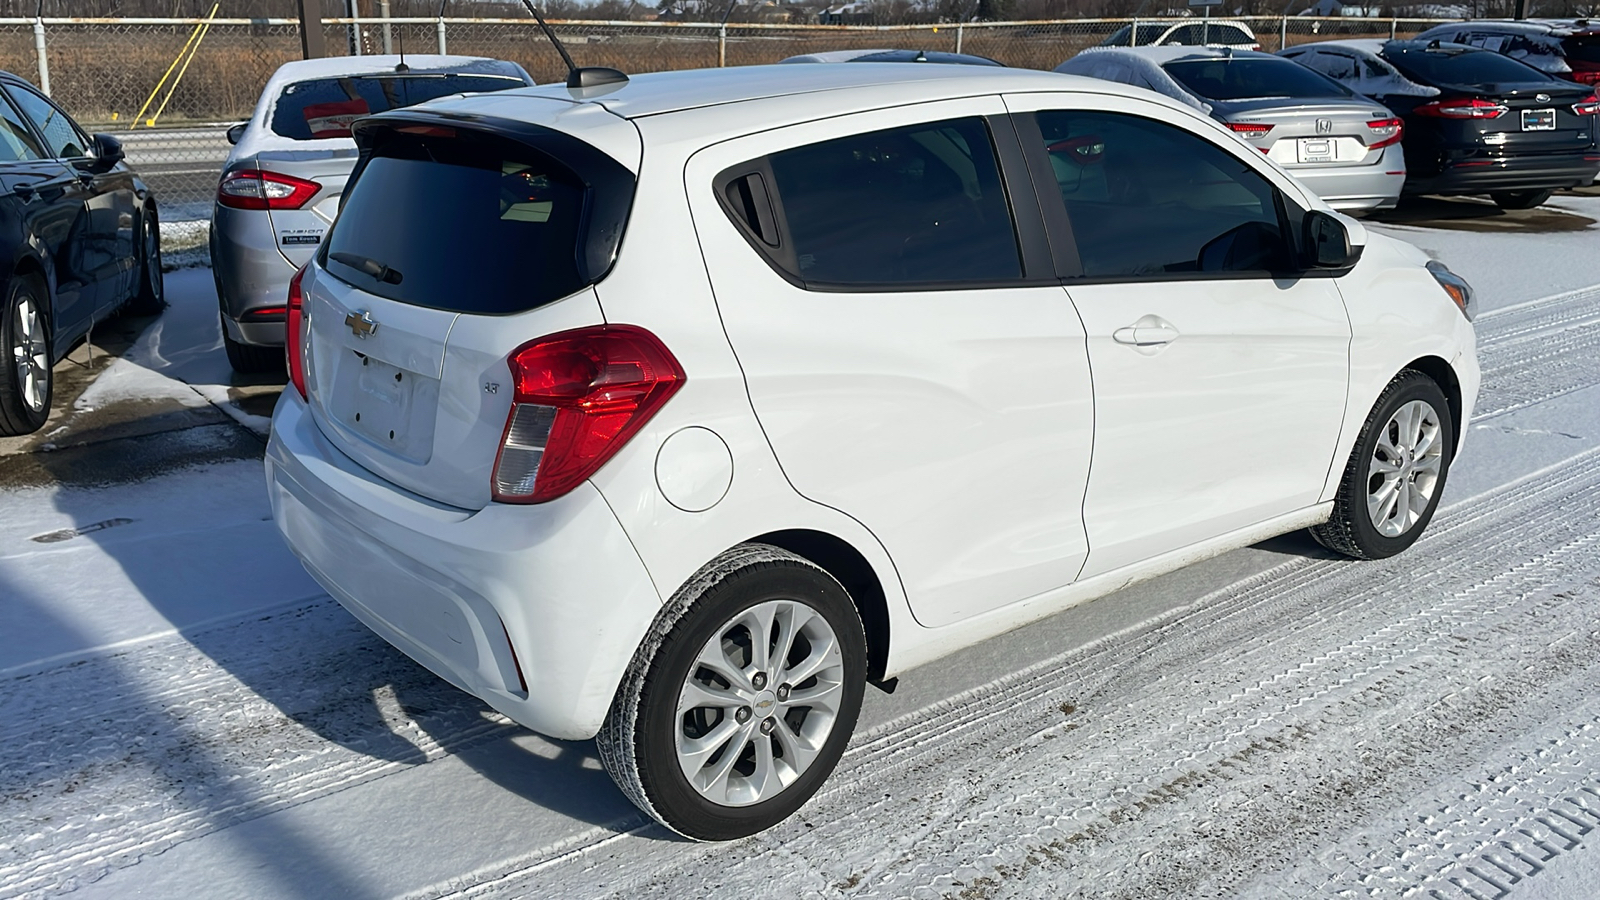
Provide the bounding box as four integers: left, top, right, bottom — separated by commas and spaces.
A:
270, 74, 526, 140
1165, 58, 1354, 99
1564, 34, 1600, 65
1384, 47, 1557, 85
324, 133, 589, 314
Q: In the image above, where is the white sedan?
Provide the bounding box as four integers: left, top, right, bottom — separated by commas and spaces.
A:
265, 63, 1479, 841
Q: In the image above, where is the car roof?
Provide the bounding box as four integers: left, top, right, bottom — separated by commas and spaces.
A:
1283, 39, 1386, 57
506, 63, 1077, 120
1086, 45, 1281, 64
264, 54, 526, 84
779, 48, 1000, 65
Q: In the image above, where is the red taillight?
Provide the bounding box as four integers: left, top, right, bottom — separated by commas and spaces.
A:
285, 264, 309, 400
241, 305, 287, 322
217, 169, 321, 210
1574, 71, 1600, 86
1366, 117, 1404, 149
491, 325, 685, 504
1574, 94, 1600, 116
1227, 122, 1274, 138
1413, 98, 1508, 119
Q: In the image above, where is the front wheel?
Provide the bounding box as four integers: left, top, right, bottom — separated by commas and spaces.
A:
1490, 189, 1551, 211
0, 275, 52, 437
597, 544, 867, 841
1311, 370, 1453, 560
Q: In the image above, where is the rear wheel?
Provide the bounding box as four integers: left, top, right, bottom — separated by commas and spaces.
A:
1311, 370, 1453, 560
0, 276, 52, 437
597, 544, 867, 841
1490, 189, 1551, 211
121, 204, 165, 316
222, 312, 284, 374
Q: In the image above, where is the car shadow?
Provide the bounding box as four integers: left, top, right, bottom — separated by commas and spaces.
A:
1366, 193, 1595, 233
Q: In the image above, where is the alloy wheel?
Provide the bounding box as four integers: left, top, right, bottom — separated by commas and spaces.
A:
11, 293, 48, 413
675, 598, 846, 807
1366, 399, 1443, 537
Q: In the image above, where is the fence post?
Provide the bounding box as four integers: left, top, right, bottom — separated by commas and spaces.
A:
436, 17, 447, 53
719, 24, 727, 67
1389, 18, 1397, 39
1130, 18, 1139, 46
30, 17, 48, 96
956, 24, 964, 54
296, 0, 325, 59
380, 0, 393, 54
1279, 16, 1287, 51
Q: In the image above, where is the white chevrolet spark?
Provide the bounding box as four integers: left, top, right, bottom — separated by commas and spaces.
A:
266, 63, 1479, 841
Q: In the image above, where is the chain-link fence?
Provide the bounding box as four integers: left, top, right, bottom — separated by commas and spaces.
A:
3, 14, 1471, 218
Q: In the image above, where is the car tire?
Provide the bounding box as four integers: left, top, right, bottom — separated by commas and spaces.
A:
1490, 190, 1551, 211
1311, 370, 1453, 560
0, 275, 53, 437
222, 313, 284, 374
597, 543, 867, 841
121, 204, 166, 317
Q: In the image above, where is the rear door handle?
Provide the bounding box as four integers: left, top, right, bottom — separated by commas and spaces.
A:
1112, 315, 1179, 347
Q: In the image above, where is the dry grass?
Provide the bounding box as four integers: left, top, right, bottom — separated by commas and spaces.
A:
0, 19, 1451, 126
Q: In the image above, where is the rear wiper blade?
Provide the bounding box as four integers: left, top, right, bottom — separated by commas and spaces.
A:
330, 251, 403, 285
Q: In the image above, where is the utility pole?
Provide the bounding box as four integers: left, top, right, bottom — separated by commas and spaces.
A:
296, 0, 325, 59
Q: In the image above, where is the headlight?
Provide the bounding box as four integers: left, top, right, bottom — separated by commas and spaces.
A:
1426, 260, 1474, 321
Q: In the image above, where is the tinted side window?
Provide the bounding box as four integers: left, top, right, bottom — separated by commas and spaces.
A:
1034, 110, 1289, 279
0, 95, 42, 161
7, 87, 86, 158
763, 117, 1022, 287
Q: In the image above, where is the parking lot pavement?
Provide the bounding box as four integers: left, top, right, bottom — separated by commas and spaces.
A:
1, 196, 1597, 899
0, 267, 283, 490
1365, 186, 1600, 311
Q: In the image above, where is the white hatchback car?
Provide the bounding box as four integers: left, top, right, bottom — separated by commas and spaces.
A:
266, 64, 1479, 841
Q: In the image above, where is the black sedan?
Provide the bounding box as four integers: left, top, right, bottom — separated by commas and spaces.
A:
1280, 39, 1600, 209
0, 70, 161, 437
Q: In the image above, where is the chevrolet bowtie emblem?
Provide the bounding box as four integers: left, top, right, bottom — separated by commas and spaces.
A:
345, 310, 379, 339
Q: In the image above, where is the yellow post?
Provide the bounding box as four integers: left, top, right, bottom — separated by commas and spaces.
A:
133, 4, 218, 126
147, 3, 220, 127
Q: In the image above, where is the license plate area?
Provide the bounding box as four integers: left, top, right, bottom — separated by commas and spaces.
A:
1522, 108, 1556, 131
1296, 137, 1335, 163
327, 350, 439, 463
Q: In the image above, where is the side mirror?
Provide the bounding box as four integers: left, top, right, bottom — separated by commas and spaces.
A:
88, 133, 125, 172
1303, 210, 1360, 270
226, 122, 247, 145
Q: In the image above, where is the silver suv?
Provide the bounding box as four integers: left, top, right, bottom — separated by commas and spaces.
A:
210, 54, 532, 373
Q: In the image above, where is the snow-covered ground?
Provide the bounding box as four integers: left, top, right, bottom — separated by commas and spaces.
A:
3, 196, 1599, 899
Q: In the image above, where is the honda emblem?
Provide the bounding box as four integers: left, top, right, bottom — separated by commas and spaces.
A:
1316, 118, 1333, 134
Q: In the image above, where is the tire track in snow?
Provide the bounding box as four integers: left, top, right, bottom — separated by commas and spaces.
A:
430, 440, 1600, 899
3, 285, 1598, 898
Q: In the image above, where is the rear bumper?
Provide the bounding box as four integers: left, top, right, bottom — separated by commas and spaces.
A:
212, 206, 297, 347
1404, 153, 1600, 196
1287, 145, 1406, 212
265, 390, 664, 740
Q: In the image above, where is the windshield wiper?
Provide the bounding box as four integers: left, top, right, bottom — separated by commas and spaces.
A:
330, 251, 403, 285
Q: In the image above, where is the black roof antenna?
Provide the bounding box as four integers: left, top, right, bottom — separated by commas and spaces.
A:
516, 0, 629, 89
395, 22, 408, 72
